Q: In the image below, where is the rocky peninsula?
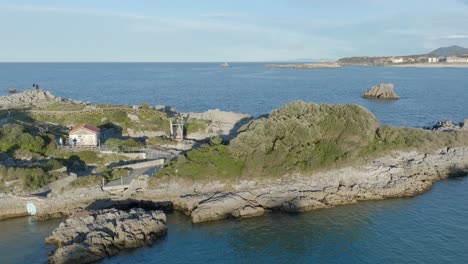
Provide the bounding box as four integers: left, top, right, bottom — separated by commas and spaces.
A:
362, 83, 400, 100
0, 90, 467, 261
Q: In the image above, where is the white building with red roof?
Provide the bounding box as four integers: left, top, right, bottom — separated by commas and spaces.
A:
68, 124, 101, 146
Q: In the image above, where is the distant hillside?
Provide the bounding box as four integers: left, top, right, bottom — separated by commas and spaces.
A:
429, 45, 468, 56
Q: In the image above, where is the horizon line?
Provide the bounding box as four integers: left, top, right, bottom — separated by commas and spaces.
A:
0, 61, 335, 63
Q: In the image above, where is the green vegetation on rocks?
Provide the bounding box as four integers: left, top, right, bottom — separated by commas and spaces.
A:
156, 140, 243, 180
102, 168, 130, 182
230, 101, 379, 176
103, 138, 143, 150
0, 165, 59, 192
0, 125, 48, 154
154, 101, 468, 181
30, 110, 171, 135
363, 126, 468, 155
146, 136, 177, 146
186, 119, 209, 134
64, 176, 101, 191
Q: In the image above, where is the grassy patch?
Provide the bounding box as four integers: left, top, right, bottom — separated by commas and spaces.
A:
30, 110, 171, 135
186, 119, 209, 134
0, 165, 55, 192
154, 143, 243, 182
103, 138, 143, 150
362, 126, 468, 156
65, 176, 101, 190
45, 102, 86, 111
102, 168, 130, 182
146, 136, 178, 146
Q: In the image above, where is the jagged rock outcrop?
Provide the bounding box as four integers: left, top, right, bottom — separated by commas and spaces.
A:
362, 83, 400, 100
184, 109, 253, 141
45, 208, 167, 264
0, 89, 57, 108
171, 147, 468, 223
0, 89, 84, 109
430, 119, 467, 131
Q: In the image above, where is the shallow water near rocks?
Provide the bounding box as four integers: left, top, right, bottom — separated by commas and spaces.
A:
1, 177, 467, 264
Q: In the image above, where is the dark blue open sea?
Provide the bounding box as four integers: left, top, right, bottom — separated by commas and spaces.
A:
0, 63, 467, 263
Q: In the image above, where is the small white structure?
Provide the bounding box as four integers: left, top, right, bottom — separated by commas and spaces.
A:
428, 57, 438, 63
68, 124, 101, 146
391, 57, 404, 64
169, 118, 184, 142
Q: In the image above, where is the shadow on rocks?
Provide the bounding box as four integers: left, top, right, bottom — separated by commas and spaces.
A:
85, 198, 173, 213
447, 165, 468, 179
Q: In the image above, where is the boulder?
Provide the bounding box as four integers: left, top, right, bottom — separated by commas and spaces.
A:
127, 114, 140, 122
189, 192, 265, 223
45, 208, 167, 264
362, 83, 400, 100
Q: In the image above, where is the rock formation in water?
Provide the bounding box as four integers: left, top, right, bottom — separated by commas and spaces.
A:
362, 83, 400, 100
45, 208, 167, 264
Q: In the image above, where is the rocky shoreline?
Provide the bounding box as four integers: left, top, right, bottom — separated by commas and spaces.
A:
1, 147, 466, 224
157, 147, 468, 223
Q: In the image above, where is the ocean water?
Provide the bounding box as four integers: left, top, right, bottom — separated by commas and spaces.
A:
0, 63, 467, 263
0, 63, 467, 127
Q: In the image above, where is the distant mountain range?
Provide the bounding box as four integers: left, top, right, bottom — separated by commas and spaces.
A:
429, 45, 468, 56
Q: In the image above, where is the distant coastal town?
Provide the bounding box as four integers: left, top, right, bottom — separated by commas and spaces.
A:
267, 45, 468, 68
337, 45, 468, 66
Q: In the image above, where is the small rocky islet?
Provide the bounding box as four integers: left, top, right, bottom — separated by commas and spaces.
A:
0, 89, 467, 263
45, 208, 167, 264
362, 83, 400, 100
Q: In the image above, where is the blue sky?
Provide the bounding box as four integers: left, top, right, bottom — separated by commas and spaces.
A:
1, 0, 468, 62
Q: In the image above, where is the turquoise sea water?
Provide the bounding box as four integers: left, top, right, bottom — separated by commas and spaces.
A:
0, 63, 467, 263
